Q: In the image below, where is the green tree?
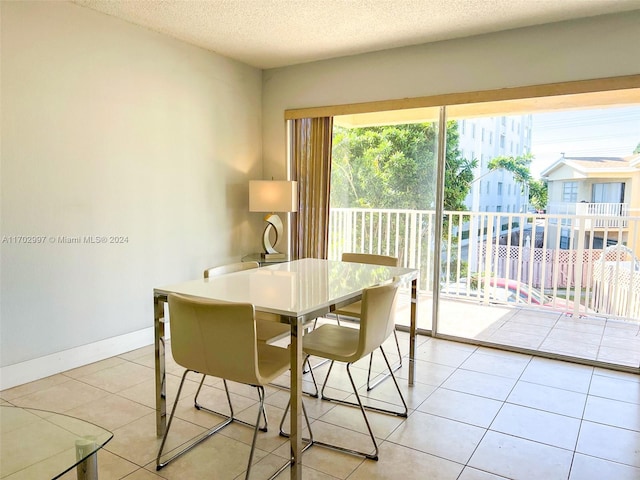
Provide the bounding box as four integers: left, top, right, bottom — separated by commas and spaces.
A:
487, 153, 533, 192
634, 142, 640, 154
529, 179, 548, 211
331, 121, 476, 211
331, 121, 475, 282
487, 153, 549, 210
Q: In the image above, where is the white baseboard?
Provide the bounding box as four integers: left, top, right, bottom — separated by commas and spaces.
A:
0, 327, 156, 391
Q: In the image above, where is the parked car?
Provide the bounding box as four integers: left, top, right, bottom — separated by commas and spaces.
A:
441, 277, 590, 316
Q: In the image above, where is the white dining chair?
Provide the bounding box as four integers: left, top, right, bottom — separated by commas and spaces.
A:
332, 253, 404, 390
204, 261, 291, 344
156, 293, 307, 479
281, 279, 408, 460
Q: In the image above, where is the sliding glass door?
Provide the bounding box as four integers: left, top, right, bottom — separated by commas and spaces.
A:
327, 107, 442, 332
290, 82, 640, 372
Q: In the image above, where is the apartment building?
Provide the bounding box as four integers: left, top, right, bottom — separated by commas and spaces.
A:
460, 115, 533, 213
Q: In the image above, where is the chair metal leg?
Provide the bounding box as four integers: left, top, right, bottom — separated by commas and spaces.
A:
343, 362, 379, 460
366, 329, 403, 391
193, 373, 208, 407
302, 354, 319, 397
157, 370, 234, 469
277, 396, 313, 443
288, 362, 379, 460
195, 378, 268, 431
269, 355, 319, 398
272, 399, 314, 480
320, 347, 408, 417
378, 346, 408, 416
157, 372, 271, 471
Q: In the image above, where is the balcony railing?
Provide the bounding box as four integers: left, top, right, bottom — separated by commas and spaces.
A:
547, 202, 629, 228
328, 207, 640, 321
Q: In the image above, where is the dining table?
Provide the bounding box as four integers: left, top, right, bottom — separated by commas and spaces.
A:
152, 257, 419, 479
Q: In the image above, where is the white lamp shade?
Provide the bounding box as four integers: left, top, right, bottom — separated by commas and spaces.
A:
249, 180, 298, 213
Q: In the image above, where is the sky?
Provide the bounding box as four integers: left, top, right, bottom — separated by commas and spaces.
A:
530, 105, 640, 178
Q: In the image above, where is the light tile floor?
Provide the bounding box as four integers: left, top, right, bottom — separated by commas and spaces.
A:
1, 332, 639, 480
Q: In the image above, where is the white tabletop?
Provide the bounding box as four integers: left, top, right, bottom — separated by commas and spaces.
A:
154, 258, 418, 318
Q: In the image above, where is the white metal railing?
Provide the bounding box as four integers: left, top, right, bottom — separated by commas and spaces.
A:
547, 202, 629, 228
328, 207, 640, 321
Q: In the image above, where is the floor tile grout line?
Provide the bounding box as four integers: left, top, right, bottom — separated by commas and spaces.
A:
458, 354, 536, 476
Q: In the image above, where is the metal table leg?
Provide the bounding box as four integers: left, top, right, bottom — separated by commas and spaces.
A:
289, 315, 303, 479
409, 277, 418, 386
154, 294, 167, 436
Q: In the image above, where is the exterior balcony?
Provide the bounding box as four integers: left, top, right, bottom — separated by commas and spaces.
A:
328, 207, 640, 370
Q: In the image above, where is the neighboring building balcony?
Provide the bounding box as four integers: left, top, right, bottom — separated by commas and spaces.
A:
547, 202, 629, 229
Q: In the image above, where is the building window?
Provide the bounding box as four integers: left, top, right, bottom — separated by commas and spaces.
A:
507, 205, 511, 212
498, 182, 503, 195
562, 181, 578, 203
496, 205, 502, 212
472, 124, 476, 138
500, 134, 505, 148
486, 182, 490, 194
481, 128, 485, 141
489, 132, 493, 145
508, 184, 512, 195
592, 182, 625, 204
461, 120, 466, 134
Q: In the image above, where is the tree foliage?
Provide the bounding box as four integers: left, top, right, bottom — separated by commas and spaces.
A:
331, 121, 476, 211
487, 152, 548, 209
634, 142, 640, 154
487, 153, 533, 192
528, 179, 548, 212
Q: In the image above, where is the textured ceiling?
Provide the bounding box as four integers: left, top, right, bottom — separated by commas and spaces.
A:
73, 0, 640, 69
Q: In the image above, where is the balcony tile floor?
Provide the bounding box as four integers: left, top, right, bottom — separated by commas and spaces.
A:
2, 331, 639, 479
402, 293, 640, 369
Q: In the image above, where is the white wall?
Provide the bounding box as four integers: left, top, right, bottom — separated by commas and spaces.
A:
262, 11, 640, 180
0, 1, 263, 387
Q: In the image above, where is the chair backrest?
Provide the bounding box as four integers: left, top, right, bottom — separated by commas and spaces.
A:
356, 279, 400, 358
168, 293, 262, 385
342, 253, 399, 268
204, 261, 259, 279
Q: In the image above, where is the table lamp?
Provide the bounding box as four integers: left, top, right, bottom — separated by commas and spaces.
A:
249, 180, 298, 259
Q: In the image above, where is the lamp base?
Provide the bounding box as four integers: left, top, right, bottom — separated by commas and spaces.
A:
261, 252, 287, 260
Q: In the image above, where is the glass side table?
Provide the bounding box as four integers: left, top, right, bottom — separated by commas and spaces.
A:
0, 405, 113, 479
241, 253, 290, 266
